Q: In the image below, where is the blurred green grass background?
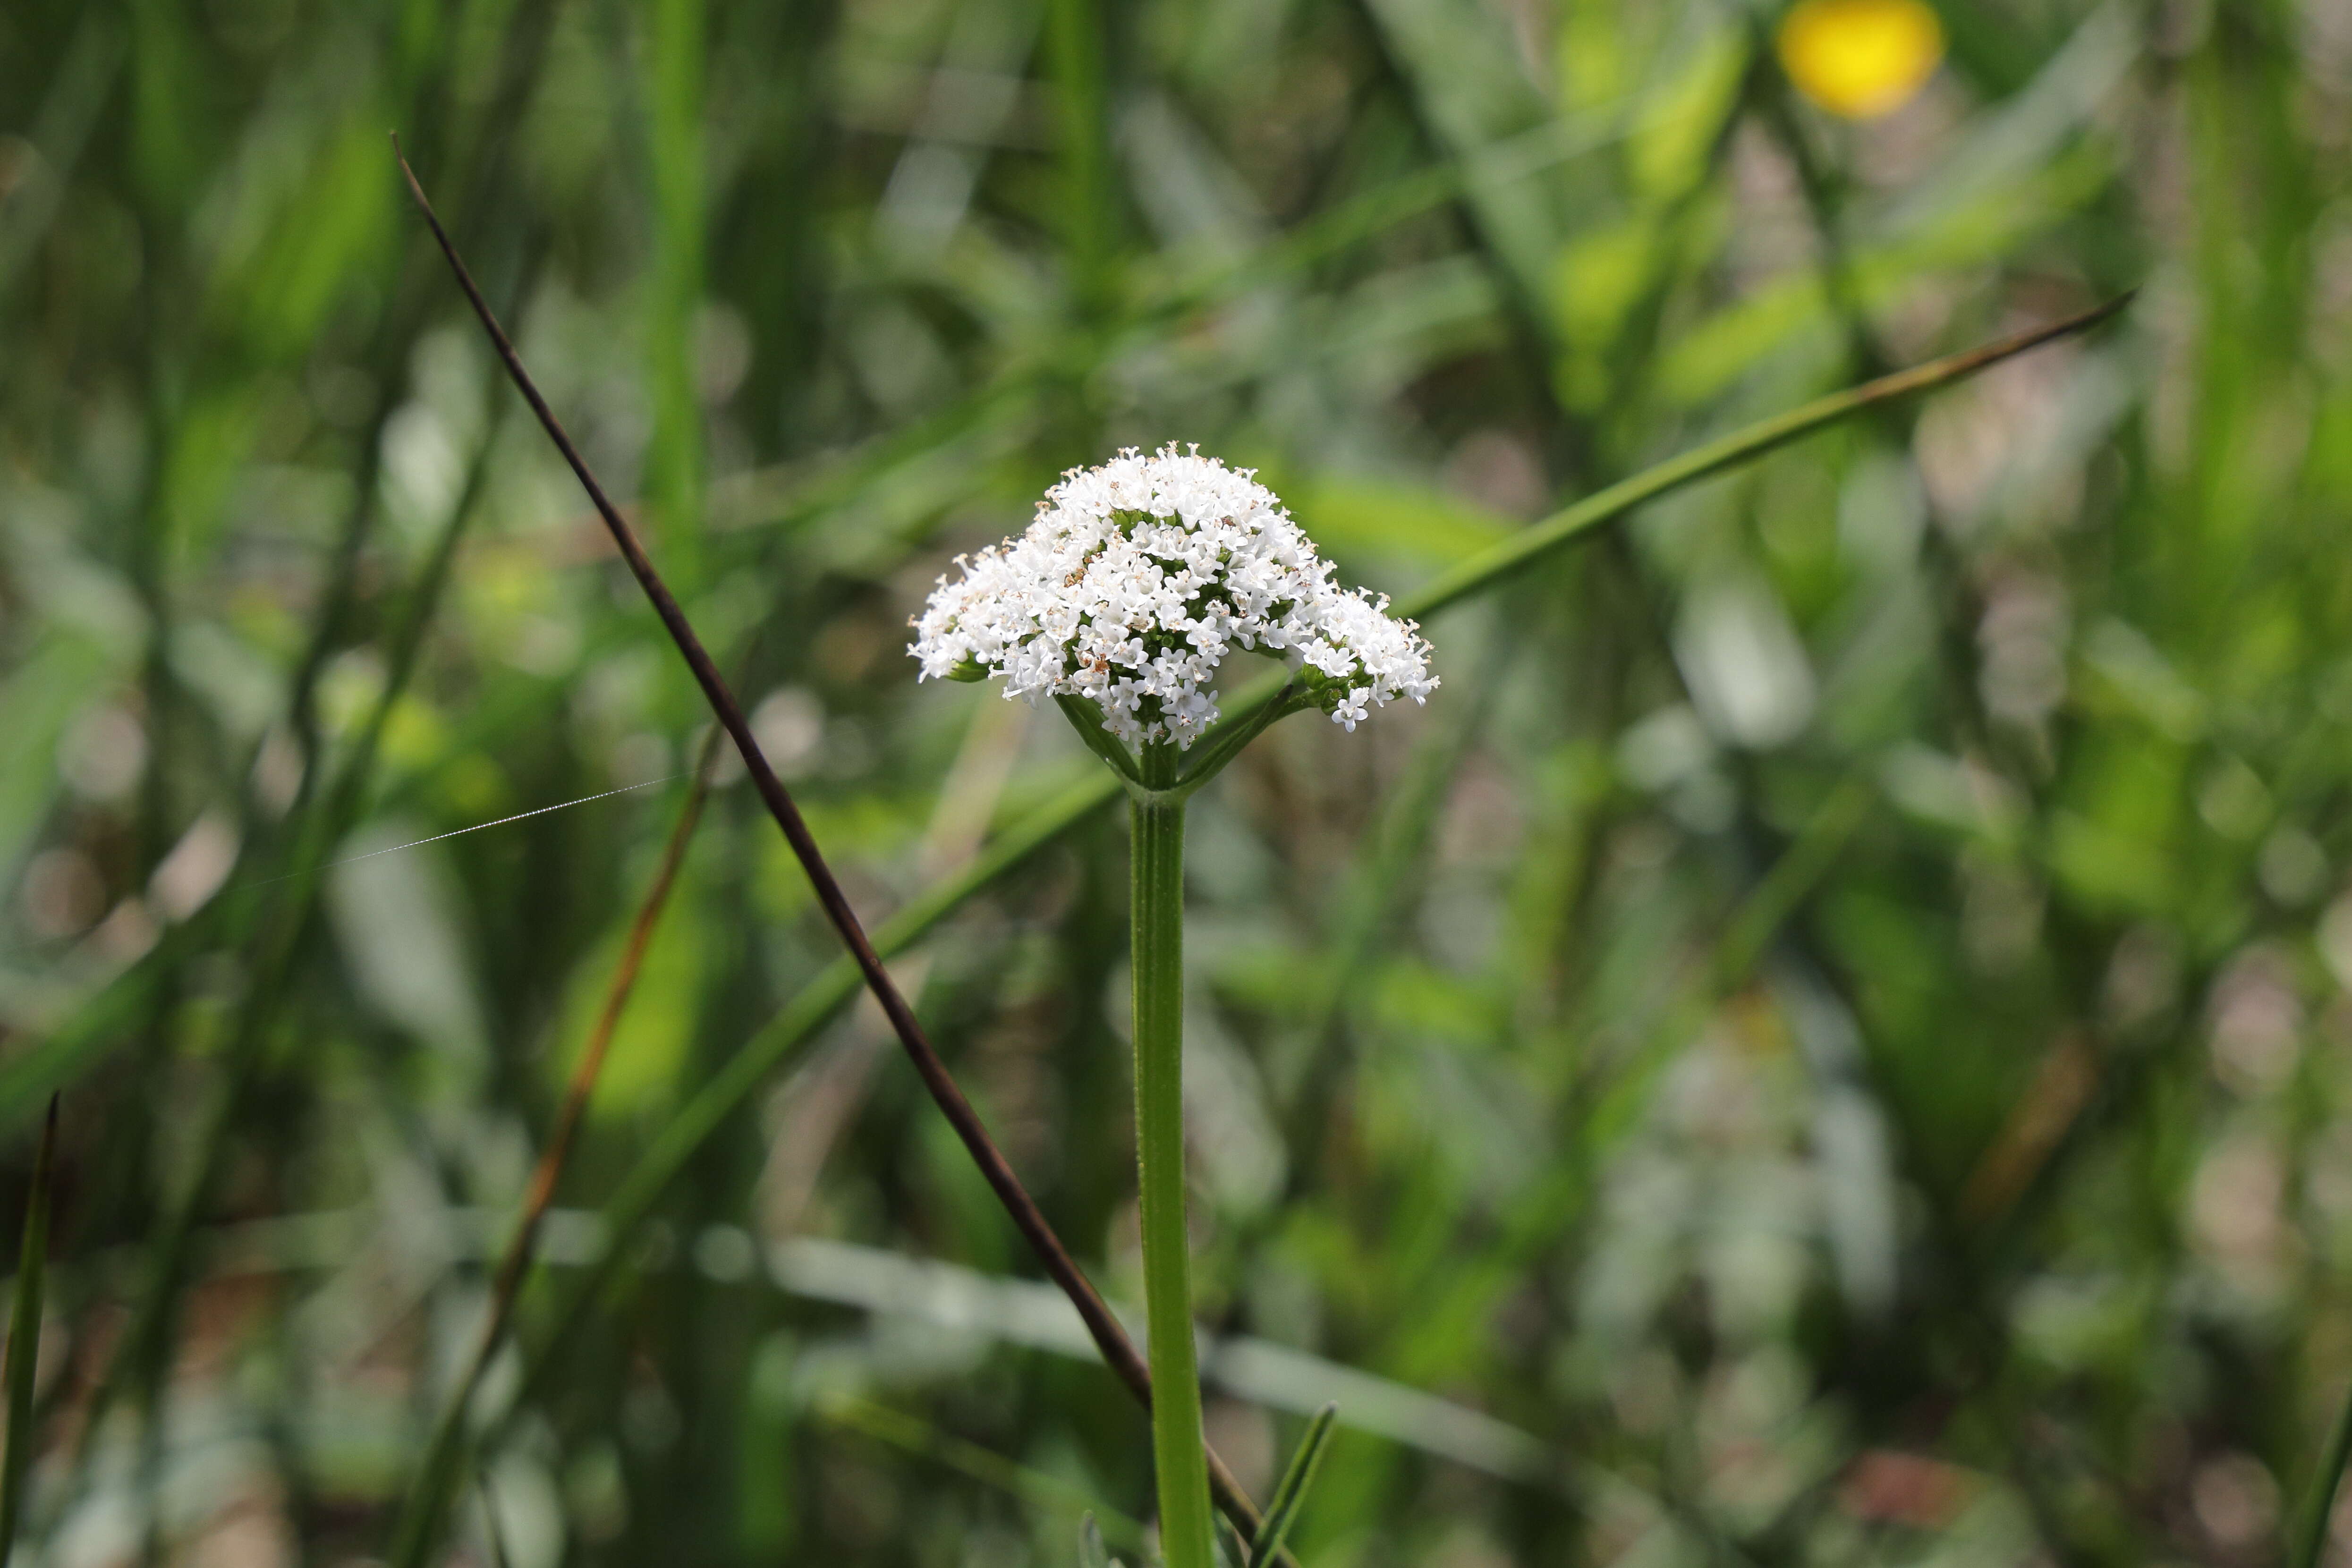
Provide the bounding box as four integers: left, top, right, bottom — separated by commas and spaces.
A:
0, 0, 2345, 1561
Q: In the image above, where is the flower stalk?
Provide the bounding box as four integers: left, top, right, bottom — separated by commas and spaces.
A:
1129, 742, 1213, 1568
910, 445, 1437, 1562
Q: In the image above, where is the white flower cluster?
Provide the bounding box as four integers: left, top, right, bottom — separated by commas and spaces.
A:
910, 446, 1436, 750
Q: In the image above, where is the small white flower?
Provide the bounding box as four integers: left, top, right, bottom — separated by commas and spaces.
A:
910, 446, 1437, 749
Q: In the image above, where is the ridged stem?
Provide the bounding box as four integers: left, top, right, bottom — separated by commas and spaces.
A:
1130, 743, 1211, 1568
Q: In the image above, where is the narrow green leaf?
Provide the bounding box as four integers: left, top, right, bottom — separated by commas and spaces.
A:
1214, 1510, 1253, 1568
2295, 1379, 2352, 1568
0, 1095, 60, 1552
1250, 1403, 1338, 1567
640, 0, 707, 588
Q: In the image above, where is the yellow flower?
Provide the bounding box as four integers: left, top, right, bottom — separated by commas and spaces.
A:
1776, 0, 1946, 120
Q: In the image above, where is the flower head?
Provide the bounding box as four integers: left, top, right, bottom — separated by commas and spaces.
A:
911, 446, 1436, 749
1776, 0, 1944, 120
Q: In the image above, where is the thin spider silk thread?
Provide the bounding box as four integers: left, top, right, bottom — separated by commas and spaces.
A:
238, 772, 691, 888
1, 772, 692, 961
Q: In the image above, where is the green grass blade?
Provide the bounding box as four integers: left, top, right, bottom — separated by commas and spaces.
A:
1711, 776, 1875, 988
1250, 1403, 1337, 1567
642, 0, 707, 588
1045, 0, 1115, 304
477, 1467, 512, 1568
1079, 1512, 1116, 1568
0, 1095, 60, 1552
2295, 1379, 2352, 1568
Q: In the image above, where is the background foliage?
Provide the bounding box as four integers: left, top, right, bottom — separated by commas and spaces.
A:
0, 0, 2345, 1562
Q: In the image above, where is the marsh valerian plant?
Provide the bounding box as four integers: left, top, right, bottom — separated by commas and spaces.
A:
913, 447, 1433, 1567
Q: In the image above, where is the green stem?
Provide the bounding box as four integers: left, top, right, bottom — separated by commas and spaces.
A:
1130, 742, 1212, 1568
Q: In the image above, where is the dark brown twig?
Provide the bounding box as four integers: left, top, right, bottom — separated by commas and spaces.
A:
391, 140, 1274, 1545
